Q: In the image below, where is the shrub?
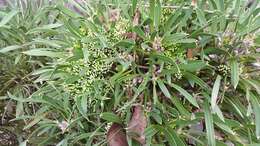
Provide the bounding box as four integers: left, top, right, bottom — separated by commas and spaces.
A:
0, 0, 260, 145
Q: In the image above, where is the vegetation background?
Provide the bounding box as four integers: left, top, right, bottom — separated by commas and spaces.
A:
0, 0, 260, 146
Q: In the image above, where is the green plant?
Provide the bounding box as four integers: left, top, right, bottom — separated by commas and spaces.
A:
1, 0, 260, 146
0, 0, 65, 143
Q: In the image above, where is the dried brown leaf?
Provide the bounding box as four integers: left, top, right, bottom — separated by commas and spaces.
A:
107, 123, 128, 146
127, 105, 147, 144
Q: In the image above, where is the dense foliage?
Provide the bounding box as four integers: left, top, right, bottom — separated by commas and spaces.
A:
0, 0, 260, 146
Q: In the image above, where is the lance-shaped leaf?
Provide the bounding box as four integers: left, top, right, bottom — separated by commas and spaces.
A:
0, 10, 18, 27
169, 83, 199, 108
249, 92, 260, 140
211, 75, 221, 109
230, 59, 240, 89
204, 100, 216, 146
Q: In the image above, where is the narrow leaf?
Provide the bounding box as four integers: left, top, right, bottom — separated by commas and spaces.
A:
230, 59, 240, 89
170, 83, 199, 108
0, 45, 22, 53
196, 8, 207, 26
154, 0, 161, 29
23, 49, 64, 58
144, 125, 159, 138
157, 79, 171, 98
250, 93, 260, 139
211, 75, 221, 109
204, 100, 216, 146
0, 10, 18, 27
100, 112, 122, 124
27, 23, 63, 34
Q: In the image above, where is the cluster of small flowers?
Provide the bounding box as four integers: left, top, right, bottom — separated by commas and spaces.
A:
114, 18, 129, 38
165, 64, 183, 80
62, 16, 130, 96
163, 44, 186, 60
161, 8, 172, 23
64, 43, 116, 96
107, 18, 129, 44
163, 44, 185, 80
217, 64, 230, 76
79, 26, 88, 36
174, 71, 183, 80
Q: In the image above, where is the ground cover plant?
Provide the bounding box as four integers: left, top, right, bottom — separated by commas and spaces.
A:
0, 0, 260, 145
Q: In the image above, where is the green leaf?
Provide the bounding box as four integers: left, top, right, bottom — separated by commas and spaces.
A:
82, 47, 89, 62
63, 18, 82, 38
161, 126, 186, 146
151, 111, 162, 124
75, 96, 87, 118
215, 122, 235, 135
19, 140, 27, 146
0, 10, 18, 27
57, 4, 81, 18
170, 83, 199, 108
219, 15, 226, 31
114, 39, 135, 48
175, 38, 197, 44
23, 49, 64, 58
250, 93, 260, 139
170, 95, 191, 117
32, 38, 62, 48
184, 72, 211, 90
226, 98, 244, 118
180, 60, 207, 72
245, 79, 260, 95
132, 26, 146, 39
164, 3, 183, 33
154, 0, 161, 29
0, 45, 23, 53
245, 144, 260, 146
204, 100, 216, 146
233, 0, 240, 15
117, 74, 150, 111
132, 0, 137, 15
23, 114, 44, 130
161, 126, 177, 145
27, 23, 63, 34
163, 33, 188, 43
157, 79, 171, 99
216, 0, 224, 11
157, 80, 190, 116
100, 112, 122, 124
213, 105, 225, 122
144, 125, 159, 138
230, 59, 240, 89
211, 75, 221, 109
196, 8, 207, 26
149, 0, 155, 20
16, 101, 24, 118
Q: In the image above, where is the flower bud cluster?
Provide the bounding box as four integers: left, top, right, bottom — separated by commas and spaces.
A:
217, 64, 230, 76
